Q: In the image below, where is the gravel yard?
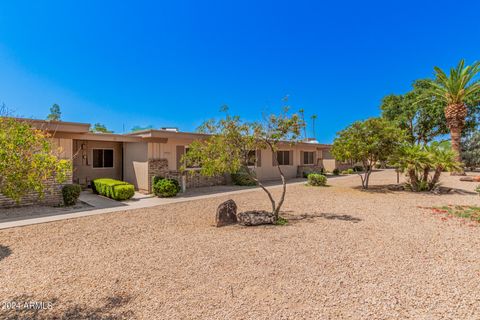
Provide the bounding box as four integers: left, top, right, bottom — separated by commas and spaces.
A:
0, 170, 479, 319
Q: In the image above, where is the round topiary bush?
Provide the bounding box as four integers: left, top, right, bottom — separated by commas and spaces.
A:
62, 184, 82, 206
347, 168, 354, 174
307, 173, 327, 186
153, 179, 180, 197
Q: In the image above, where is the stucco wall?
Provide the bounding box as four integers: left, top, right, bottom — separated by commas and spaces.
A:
123, 142, 149, 191
72, 140, 123, 185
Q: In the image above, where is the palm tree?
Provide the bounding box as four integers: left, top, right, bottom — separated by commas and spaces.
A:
428, 59, 480, 172
311, 114, 317, 138
389, 144, 430, 191
426, 143, 461, 189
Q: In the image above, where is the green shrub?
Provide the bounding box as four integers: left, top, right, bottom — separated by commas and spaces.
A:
231, 167, 257, 186
152, 176, 181, 194
307, 174, 327, 186
347, 168, 354, 174
341, 170, 348, 174
302, 167, 325, 178
62, 184, 82, 206
353, 165, 364, 172
476, 185, 480, 194
92, 178, 135, 201
153, 179, 179, 197
333, 168, 340, 175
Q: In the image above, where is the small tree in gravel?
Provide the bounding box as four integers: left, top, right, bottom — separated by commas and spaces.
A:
183, 106, 304, 221
331, 118, 406, 189
0, 117, 71, 202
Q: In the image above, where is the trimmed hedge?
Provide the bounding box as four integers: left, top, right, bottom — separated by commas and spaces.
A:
62, 184, 82, 206
92, 178, 135, 201
307, 173, 327, 186
152, 176, 181, 195
231, 166, 257, 186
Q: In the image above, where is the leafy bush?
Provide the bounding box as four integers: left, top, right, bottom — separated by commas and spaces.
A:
476, 185, 480, 194
307, 174, 327, 186
341, 170, 348, 174
333, 168, 340, 175
152, 176, 181, 193
231, 167, 257, 186
92, 178, 135, 201
353, 165, 363, 172
62, 184, 82, 206
347, 168, 354, 174
302, 167, 325, 178
153, 179, 179, 197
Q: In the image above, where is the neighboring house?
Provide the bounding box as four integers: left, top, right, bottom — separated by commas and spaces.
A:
1, 118, 346, 207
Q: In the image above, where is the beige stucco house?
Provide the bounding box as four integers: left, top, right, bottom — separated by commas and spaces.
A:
2, 118, 345, 206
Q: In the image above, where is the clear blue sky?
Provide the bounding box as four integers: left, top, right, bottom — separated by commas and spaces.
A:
0, 1, 478, 143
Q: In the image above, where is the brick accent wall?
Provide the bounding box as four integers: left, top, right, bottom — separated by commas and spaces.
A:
0, 173, 73, 208
147, 158, 226, 192
297, 165, 325, 178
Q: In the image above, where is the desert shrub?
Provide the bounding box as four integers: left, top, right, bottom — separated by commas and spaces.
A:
231, 167, 257, 186
152, 176, 181, 193
347, 168, 354, 174
92, 178, 135, 201
476, 185, 480, 194
62, 184, 82, 206
307, 173, 327, 186
341, 170, 348, 174
302, 167, 325, 178
153, 179, 179, 197
353, 165, 363, 172
333, 168, 340, 175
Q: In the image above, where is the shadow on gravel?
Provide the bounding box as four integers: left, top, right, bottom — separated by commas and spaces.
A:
0, 245, 11, 261
0, 292, 134, 320
285, 213, 362, 224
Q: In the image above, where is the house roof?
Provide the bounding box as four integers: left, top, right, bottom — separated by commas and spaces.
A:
5, 117, 332, 147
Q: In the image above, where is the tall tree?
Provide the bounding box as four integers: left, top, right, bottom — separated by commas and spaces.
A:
183, 107, 304, 221
426, 59, 480, 169
311, 114, 317, 139
47, 103, 61, 121
332, 118, 406, 189
90, 123, 113, 133
462, 131, 480, 170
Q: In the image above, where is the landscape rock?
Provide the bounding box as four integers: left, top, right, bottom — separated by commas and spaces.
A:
459, 176, 474, 181
237, 210, 276, 226
431, 186, 453, 195
215, 199, 237, 227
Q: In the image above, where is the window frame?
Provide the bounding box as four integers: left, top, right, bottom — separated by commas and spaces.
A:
303, 151, 315, 165
92, 148, 115, 169
276, 150, 291, 166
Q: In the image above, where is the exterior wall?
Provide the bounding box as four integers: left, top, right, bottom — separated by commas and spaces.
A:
147, 159, 169, 192
0, 173, 72, 208
72, 140, 123, 186
148, 138, 196, 170
51, 138, 73, 159
123, 142, 149, 191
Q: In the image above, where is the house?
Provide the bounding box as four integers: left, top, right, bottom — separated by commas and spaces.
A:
0, 118, 346, 207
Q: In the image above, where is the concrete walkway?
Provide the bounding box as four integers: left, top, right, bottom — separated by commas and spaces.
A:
0, 180, 305, 230
0, 174, 356, 230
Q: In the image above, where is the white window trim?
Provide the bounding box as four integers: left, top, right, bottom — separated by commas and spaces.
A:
92, 148, 115, 169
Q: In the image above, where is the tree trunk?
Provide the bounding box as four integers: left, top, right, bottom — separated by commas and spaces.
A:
445, 103, 466, 175
429, 167, 443, 190
408, 169, 419, 191
245, 166, 276, 214
273, 164, 287, 220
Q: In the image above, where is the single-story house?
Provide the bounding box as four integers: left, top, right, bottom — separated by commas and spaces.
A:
0, 118, 348, 207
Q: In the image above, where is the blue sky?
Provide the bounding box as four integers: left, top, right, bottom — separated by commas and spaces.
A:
0, 1, 478, 142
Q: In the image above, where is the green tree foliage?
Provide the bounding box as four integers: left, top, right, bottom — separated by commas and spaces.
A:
462, 132, 480, 169
381, 79, 450, 145
426, 59, 480, 166
389, 143, 461, 191
47, 103, 61, 121
90, 123, 113, 133
183, 107, 304, 220
0, 118, 71, 202
331, 118, 406, 189
131, 125, 153, 132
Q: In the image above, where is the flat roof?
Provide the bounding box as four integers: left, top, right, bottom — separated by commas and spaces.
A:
5, 117, 331, 146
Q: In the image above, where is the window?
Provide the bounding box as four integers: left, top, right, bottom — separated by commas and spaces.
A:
303, 151, 315, 165
276, 151, 291, 165
93, 149, 114, 168
247, 150, 256, 166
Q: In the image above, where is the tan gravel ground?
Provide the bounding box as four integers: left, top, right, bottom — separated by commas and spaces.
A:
0, 170, 479, 319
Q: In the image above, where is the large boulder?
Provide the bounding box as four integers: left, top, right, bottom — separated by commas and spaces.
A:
215, 199, 237, 227
237, 210, 276, 226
